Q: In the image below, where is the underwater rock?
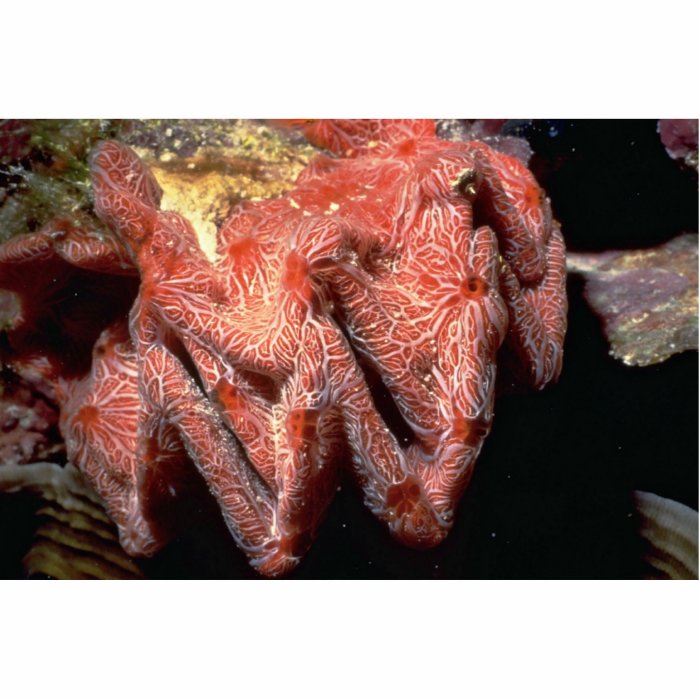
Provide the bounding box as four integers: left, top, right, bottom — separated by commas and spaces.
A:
658, 119, 698, 170
0, 120, 118, 245
567, 233, 698, 366
0, 119, 316, 253
0, 375, 59, 465
120, 119, 319, 260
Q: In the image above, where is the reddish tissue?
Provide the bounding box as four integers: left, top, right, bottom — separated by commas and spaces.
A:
0, 119, 567, 576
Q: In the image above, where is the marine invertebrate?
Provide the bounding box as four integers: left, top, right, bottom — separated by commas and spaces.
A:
0, 119, 567, 576
633, 491, 698, 579
0, 461, 143, 579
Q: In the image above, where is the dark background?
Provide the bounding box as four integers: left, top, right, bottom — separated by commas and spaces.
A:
1, 120, 698, 579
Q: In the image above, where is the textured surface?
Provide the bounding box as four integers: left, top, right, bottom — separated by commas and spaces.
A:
657, 119, 698, 171
0, 461, 143, 579
633, 490, 698, 579
0, 119, 567, 576
567, 233, 698, 366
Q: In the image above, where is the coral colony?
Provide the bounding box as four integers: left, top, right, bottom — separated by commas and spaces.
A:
0, 120, 566, 576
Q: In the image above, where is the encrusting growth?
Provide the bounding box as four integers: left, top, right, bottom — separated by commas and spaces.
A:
0, 119, 567, 576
